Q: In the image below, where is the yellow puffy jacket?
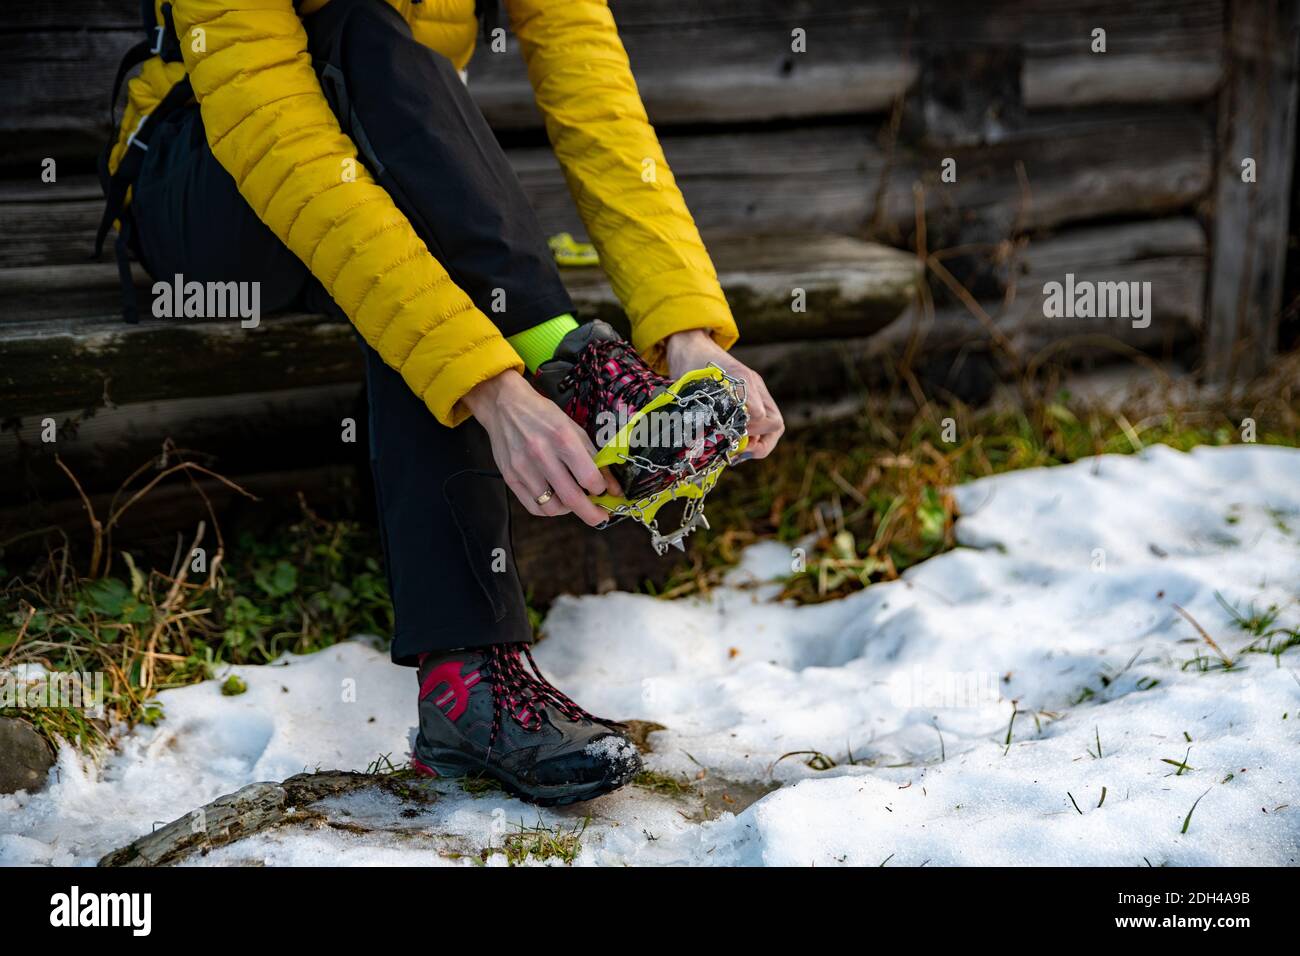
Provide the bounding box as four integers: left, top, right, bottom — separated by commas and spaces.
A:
109, 0, 739, 426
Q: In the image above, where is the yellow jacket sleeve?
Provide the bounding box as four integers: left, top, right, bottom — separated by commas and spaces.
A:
506, 0, 740, 368
170, 0, 522, 426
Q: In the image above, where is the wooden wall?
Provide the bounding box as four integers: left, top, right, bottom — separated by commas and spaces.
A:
4, 0, 1272, 376
2, 0, 1298, 498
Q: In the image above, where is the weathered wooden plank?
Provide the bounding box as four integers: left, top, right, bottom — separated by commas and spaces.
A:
0, 201, 119, 271
0, 382, 362, 495
0, 0, 1226, 164
0, 311, 361, 415
999, 217, 1207, 342
953, 218, 1206, 356
0, 236, 920, 335
16, 0, 1225, 47
876, 110, 1212, 246
559, 234, 919, 344
0, 32, 903, 163
864, 111, 1210, 255
471, 60, 914, 129
1, 124, 886, 265
2, 19, 908, 163
0, 29, 137, 166
1, 108, 1209, 271
4, 36, 1226, 163
1023, 54, 1223, 108
7, 0, 141, 29
742, 218, 1207, 399
0, 234, 920, 416
0, 123, 886, 265
1205, 0, 1300, 383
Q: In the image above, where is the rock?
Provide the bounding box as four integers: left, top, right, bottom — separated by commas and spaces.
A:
0, 716, 55, 794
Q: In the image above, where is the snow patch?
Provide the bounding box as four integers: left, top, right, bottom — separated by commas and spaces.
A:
2, 445, 1297, 866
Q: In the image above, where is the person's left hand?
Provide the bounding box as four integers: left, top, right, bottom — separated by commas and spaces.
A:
664, 329, 784, 460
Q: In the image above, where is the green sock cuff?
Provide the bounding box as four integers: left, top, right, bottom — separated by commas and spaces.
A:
507, 313, 580, 372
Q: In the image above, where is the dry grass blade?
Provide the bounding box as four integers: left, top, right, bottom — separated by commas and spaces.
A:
1172, 604, 1235, 668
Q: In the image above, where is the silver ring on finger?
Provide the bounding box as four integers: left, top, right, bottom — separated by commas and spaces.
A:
535, 488, 554, 506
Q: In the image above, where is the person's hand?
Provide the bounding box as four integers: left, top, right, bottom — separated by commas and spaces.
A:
665, 329, 784, 460
462, 370, 618, 527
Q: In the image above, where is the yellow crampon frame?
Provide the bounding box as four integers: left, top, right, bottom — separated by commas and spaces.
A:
589, 364, 748, 554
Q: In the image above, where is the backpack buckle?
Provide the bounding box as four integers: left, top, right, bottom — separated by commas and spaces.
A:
126, 113, 151, 152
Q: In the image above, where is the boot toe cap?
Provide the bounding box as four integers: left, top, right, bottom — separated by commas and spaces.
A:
533, 732, 643, 787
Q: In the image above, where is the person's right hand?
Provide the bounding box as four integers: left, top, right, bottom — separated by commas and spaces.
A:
461, 369, 617, 527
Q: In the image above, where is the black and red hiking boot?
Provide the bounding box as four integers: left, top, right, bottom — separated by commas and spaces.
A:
533, 320, 747, 504
410, 643, 642, 806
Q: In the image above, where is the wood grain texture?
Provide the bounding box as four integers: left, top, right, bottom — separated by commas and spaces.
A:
1205, 0, 1300, 382
0, 234, 919, 417
1, 0, 1225, 163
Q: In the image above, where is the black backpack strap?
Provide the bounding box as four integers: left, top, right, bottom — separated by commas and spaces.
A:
94, 74, 193, 322
96, 72, 194, 258
110, 3, 186, 139
96, 1, 190, 322
155, 3, 184, 63
113, 216, 140, 324
108, 40, 155, 131
139, 0, 183, 58
475, 0, 500, 42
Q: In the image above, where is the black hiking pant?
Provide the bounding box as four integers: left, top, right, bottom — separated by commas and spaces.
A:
129, 0, 571, 665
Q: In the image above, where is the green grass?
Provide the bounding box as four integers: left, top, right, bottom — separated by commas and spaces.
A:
648, 372, 1300, 604
633, 769, 696, 796
1, 501, 395, 744
1181, 788, 1213, 835
1161, 748, 1195, 776
484, 816, 589, 866
458, 774, 505, 797
1216, 591, 1300, 661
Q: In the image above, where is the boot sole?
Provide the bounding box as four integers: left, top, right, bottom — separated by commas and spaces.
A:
410, 750, 637, 808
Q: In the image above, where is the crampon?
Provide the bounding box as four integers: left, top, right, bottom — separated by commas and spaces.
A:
536, 319, 750, 554
588, 364, 749, 554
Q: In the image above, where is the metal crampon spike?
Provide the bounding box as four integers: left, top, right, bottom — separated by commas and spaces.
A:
647, 504, 712, 555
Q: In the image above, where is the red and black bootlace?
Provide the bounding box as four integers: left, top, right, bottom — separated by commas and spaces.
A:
485, 642, 620, 752
558, 336, 669, 438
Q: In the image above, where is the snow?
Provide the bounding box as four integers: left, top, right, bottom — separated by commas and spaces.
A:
583, 734, 641, 773
2, 444, 1297, 866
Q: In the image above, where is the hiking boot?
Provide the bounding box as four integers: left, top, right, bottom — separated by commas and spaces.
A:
410, 642, 642, 806
533, 320, 746, 502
